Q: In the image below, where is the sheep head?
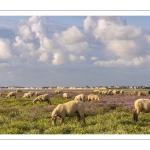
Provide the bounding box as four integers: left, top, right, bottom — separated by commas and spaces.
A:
51, 115, 57, 125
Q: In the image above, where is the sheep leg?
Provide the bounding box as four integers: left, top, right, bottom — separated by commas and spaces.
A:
76, 111, 80, 122
133, 110, 138, 122
46, 99, 51, 105
81, 116, 86, 126
60, 118, 64, 125
49, 101, 51, 105
52, 117, 57, 125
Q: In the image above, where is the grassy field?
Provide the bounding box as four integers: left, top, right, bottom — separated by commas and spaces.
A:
0, 89, 150, 134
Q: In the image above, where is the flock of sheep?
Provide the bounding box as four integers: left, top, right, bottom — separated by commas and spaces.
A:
1, 88, 150, 125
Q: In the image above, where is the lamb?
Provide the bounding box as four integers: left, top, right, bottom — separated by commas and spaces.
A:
133, 99, 150, 122
50, 99, 86, 126
33, 94, 51, 104
6, 92, 16, 98
88, 94, 100, 101
74, 94, 85, 101
63, 93, 68, 99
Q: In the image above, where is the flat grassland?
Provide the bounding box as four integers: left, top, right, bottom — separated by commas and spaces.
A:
0, 88, 150, 134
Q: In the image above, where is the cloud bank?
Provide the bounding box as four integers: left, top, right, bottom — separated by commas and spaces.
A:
1, 16, 150, 86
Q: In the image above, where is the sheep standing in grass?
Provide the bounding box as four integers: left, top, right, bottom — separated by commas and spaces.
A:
88, 94, 100, 101
133, 99, 150, 122
51, 99, 86, 126
138, 92, 146, 96
22, 92, 32, 99
35, 92, 42, 97
107, 90, 113, 95
16, 89, 22, 93
131, 91, 138, 95
6, 92, 16, 98
33, 94, 51, 104
63, 93, 68, 99
112, 90, 119, 95
74, 94, 85, 101
28, 92, 35, 97
120, 90, 124, 94
55, 89, 63, 94
92, 90, 100, 94
22, 91, 35, 99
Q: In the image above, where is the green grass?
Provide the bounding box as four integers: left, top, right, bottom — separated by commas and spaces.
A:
0, 96, 150, 134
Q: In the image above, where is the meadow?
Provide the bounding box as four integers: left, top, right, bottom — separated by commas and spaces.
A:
0, 89, 150, 134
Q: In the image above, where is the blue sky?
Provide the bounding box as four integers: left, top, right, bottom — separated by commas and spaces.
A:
1, 15, 150, 87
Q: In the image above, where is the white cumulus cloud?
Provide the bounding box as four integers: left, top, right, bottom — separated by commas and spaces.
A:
0, 39, 12, 60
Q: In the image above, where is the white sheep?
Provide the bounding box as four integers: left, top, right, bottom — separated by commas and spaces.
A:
120, 90, 124, 94
92, 89, 100, 94
51, 99, 86, 126
102, 90, 108, 95
35, 92, 42, 96
63, 93, 68, 99
16, 89, 22, 93
133, 99, 150, 121
55, 89, 63, 94
137, 92, 146, 96
131, 91, 138, 95
107, 90, 113, 95
28, 91, 35, 97
74, 94, 85, 101
6, 92, 16, 98
88, 94, 100, 101
22, 92, 32, 99
33, 94, 51, 104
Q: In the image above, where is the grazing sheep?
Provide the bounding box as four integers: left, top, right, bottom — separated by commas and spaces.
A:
74, 94, 85, 101
55, 89, 63, 94
138, 92, 146, 96
51, 99, 86, 126
6, 92, 16, 98
16, 89, 22, 93
63, 93, 68, 99
35, 92, 42, 97
28, 91, 35, 97
107, 90, 113, 95
120, 90, 124, 94
22, 92, 32, 99
102, 90, 108, 95
88, 94, 100, 101
112, 90, 120, 95
133, 99, 150, 122
92, 90, 100, 94
33, 94, 51, 104
131, 91, 138, 95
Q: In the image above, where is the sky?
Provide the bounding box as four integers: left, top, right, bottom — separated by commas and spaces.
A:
1, 15, 150, 87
